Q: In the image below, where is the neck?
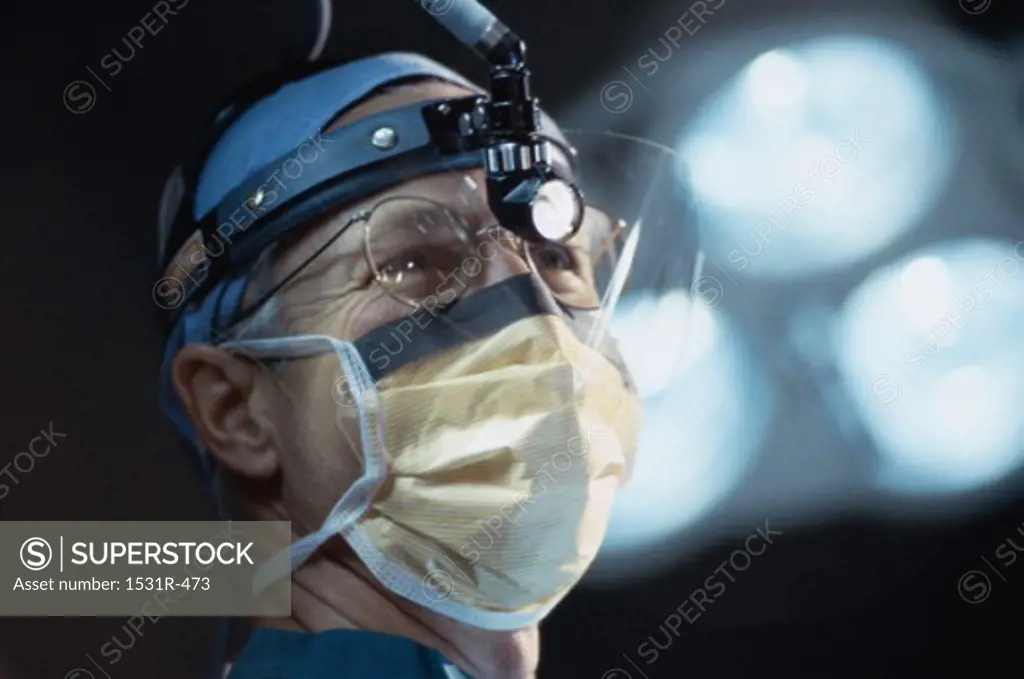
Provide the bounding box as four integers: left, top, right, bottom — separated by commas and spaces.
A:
250, 540, 539, 679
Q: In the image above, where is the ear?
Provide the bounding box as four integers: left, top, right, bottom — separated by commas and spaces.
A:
171, 344, 280, 479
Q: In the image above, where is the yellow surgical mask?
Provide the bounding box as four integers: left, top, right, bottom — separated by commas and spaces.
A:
229, 307, 640, 630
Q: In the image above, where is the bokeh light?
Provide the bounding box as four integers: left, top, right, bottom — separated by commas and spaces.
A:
678, 36, 954, 278
587, 294, 772, 581
835, 238, 1024, 493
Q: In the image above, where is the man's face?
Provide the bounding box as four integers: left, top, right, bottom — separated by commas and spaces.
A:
176, 80, 619, 542
250, 170, 531, 537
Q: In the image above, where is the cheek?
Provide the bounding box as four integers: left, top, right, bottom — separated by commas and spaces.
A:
343, 287, 418, 338
275, 357, 367, 528
297, 286, 413, 340
272, 287, 412, 524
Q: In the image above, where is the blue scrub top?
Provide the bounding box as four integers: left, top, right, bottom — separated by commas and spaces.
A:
226, 627, 472, 679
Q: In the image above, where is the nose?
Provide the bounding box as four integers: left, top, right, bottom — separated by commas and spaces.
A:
460, 228, 531, 296
480, 240, 531, 288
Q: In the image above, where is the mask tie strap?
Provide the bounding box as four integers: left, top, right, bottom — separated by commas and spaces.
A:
245, 334, 388, 596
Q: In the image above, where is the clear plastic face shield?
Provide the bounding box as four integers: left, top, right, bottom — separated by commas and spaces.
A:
214, 131, 701, 629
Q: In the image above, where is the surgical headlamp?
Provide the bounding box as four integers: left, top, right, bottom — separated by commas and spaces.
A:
409, 0, 585, 243
156, 0, 583, 326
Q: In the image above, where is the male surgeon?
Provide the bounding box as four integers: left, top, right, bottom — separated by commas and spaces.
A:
155, 40, 687, 677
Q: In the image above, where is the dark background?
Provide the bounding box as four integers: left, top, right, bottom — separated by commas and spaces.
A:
1, 0, 1022, 677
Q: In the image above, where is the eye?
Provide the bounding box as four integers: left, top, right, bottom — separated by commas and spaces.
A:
378, 250, 431, 284
532, 243, 576, 270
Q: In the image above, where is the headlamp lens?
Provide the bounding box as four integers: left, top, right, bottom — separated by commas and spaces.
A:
531, 178, 581, 242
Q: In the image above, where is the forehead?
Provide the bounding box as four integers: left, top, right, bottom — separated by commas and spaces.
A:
270, 78, 481, 272
276, 166, 613, 275
270, 79, 583, 274
274, 168, 493, 274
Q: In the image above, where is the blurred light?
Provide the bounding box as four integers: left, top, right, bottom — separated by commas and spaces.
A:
743, 49, 810, 117
586, 295, 771, 582
608, 289, 708, 398
900, 255, 956, 330
835, 238, 1024, 493
679, 36, 954, 278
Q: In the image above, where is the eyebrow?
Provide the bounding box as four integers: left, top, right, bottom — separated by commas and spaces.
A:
366, 200, 493, 248
563, 206, 614, 252
285, 168, 612, 278
276, 199, 482, 283
270, 210, 368, 289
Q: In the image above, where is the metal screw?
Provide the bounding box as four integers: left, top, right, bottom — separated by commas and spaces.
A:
471, 105, 488, 130
371, 127, 398, 150
245, 187, 265, 210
